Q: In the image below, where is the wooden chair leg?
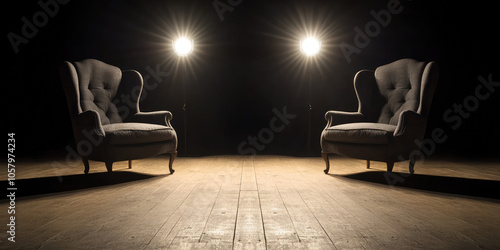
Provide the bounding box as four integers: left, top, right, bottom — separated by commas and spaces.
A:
322, 153, 330, 174
386, 162, 394, 172
105, 162, 113, 173
409, 158, 416, 174
366, 160, 370, 169
169, 152, 177, 174
128, 160, 132, 169
82, 158, 90, 174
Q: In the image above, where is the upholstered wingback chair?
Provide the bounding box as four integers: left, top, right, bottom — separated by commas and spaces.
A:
60, 59, 177, 174
321, 58, 438, 174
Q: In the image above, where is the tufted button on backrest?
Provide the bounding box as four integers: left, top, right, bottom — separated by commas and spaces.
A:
74, 59, 123, 125
375, 59, 425, 125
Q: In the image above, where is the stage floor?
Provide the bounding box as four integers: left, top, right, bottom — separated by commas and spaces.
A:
1, 155, 499, 249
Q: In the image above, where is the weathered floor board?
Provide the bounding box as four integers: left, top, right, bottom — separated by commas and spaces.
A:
1, 155, 499, 249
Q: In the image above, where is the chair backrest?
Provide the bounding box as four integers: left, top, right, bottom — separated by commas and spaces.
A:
363, 58, 438, 126
354, 59, 438, 125
374, 59, 426, 125
62, 59, 124, 125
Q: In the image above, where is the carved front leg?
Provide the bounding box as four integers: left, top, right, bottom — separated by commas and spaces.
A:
105, 162, 113, 172
83, 158, 90, 174
409, 158, 416, 174
322, 153, 330, 174
386, 162, 394, 172
169, 152, 177, 174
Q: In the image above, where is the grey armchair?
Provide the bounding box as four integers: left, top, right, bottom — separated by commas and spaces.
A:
60, 59, 177, 174
321, 58, 438, 174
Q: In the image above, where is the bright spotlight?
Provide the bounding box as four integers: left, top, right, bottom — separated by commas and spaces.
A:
173, 38, 193, 56
300, 37, 321, 56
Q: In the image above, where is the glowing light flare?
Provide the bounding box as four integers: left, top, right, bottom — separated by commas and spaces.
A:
300, 37, 321, 56
172, 38, 193, 56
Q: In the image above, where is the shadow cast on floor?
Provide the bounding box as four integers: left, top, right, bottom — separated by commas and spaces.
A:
333, 171, 500, 200
1, 172, 163, 199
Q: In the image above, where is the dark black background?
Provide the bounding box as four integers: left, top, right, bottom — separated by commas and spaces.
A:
4, 0, 499, 158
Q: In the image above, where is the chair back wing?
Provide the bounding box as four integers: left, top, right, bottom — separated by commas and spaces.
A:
116, 70, 144, 121
374, 58, 426, 125
60, 61, 83, 118
72, 59, 123, 125
417, 61, 439, 119
354, 70, 385, 122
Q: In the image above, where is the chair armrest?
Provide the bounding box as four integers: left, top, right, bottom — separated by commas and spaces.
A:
127, 111, 173, 126
394, 110, 426, 138
72, 110, 105, 137
324, 111, 365, 127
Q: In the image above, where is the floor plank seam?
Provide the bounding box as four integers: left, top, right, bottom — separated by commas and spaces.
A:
275, 183, 301, 244
294, 162, 384, 249
143, 183, 200, 249
231, 156, 244, 250
253, 157, 268, 249
198, 184, 223, 244
231, 189, 241, 250
291, 175, 338, 249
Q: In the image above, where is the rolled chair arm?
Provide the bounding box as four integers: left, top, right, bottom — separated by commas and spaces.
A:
72, 110, 105, 137
394, 110, 426, 138
324, 111, 365, 128
128, 111, 173, 126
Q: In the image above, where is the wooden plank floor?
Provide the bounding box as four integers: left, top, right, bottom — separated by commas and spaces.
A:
1, 155, 500, 249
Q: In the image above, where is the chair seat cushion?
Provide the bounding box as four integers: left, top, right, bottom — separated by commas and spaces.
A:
322, 122, 396, 144
103, 123, 175, 145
